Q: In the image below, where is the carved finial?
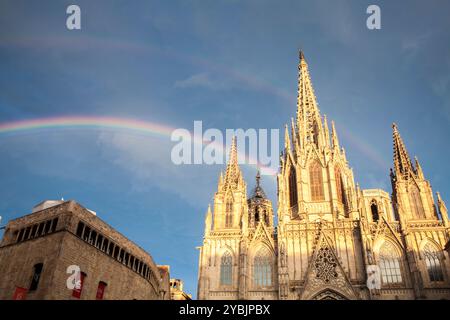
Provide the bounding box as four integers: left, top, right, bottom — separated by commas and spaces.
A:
323, 115, 330, 147
331, 120, 340, 150
284, 124, 291, 151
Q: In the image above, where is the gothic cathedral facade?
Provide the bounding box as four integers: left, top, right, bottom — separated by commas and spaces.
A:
197, 52, 450, 300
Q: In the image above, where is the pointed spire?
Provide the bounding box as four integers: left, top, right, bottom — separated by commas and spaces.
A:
392, 123, 414, 178
229, 135, 238, 166
437, 192, 449, 226
223, 136, 243, 189
323, 115, 330, 147
299, 50, 305, 61
331, 120, 340, 150
218, 171, 224, 187
250, 169, 267, 199
204, 204, 212, 235
284, 124, 291, 151
296, 50, 323, 148
290, 117, 298, 150
414, 156, 425, 179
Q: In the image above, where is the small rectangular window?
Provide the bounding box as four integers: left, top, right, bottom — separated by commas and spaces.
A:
24, 227, 31, 240
102, 239, 108, 252
96, 281, 107, 300
30, 224, 38, 239
37, 222, 45, 236
113, 246, 119, 260
108, 242, 114, 255
95, 234, 103, 249
50, 218, 58, 233
43, 221, 51, 234
17, 229, 25, 243
130, 256, 135, 270
29, 263, 44, 291
89, 231, 97, 245
82, 226, 91, 241
76, 222, 84, 237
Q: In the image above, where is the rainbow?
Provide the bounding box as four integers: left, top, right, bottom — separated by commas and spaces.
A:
0, 115, 279, 176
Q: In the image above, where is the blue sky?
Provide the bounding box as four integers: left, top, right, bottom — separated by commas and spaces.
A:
1, 0, 449, 297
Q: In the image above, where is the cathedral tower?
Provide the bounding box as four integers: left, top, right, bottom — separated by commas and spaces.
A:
197, 138, 277, 300
278, 51, 359, 224
197, 51, 450, 300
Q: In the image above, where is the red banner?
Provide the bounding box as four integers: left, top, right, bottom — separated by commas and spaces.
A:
72, 272, 86, 299
12, 287, 28, 300
96, 282, 107, 300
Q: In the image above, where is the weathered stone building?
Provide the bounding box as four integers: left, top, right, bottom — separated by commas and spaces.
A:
170, 278, 192, 300
0, 200, 170, 300
197, 52, 450, 300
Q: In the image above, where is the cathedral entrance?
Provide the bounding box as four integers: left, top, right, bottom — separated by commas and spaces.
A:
312, 289, 348, 300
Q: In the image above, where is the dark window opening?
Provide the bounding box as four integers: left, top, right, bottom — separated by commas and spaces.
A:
371, 201, 379, 222
82, 226, 91, 242
101, 239, 108, 252
108, 242, 114, 255
37, 223, 45, 236
96, 281, 107, 300
113, 246, 119, 260
24, 227, 31, 241
50, 218, 58, 233
95, 234, 103, 249
30, 225, 38, 239
29, 263, 43, 291
76, 222, 84, 237
289, 167, 298, 207
17, 229, 25, 242
89, 230, 97, 245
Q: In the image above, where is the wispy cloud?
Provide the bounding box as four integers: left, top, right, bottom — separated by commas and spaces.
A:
96, 131, 220, 208
174, 72, 229, 91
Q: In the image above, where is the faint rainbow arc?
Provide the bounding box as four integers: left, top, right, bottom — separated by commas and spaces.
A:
0, 116, 279, 176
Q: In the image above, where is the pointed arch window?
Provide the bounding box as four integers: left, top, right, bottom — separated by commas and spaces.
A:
423, 243, 444, 282
335, 168, 345, 204
310, 162, 324, 201
225, 200, 233, 228
220, 251, 233, 285
379, 241, 403, 286
253, 247, 272, 287
289, 167, 298, 207
371, 200, 379, 222
410, 185, 425, 219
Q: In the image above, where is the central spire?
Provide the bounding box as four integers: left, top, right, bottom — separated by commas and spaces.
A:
296, 50, 324, 148
392, 123, 414, 178
223, 136, 243, 189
